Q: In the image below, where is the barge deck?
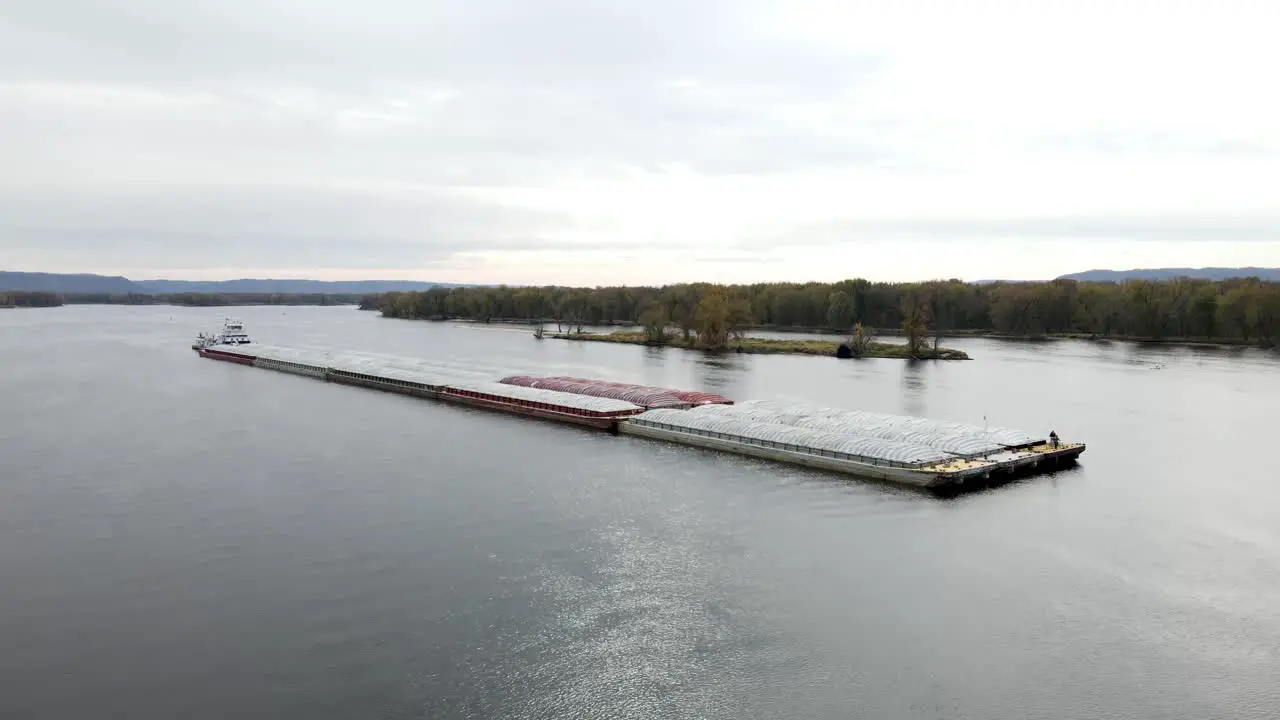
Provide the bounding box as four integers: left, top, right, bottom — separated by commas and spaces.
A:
620, 407, 1084, 491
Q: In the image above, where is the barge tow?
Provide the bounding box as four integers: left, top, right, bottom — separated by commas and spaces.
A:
191, 325, 1085, 491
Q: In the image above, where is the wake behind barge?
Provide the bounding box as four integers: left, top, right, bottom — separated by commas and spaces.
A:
193, 321, 1084, 492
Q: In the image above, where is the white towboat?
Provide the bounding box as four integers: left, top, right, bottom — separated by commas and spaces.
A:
193, 318, 251, 349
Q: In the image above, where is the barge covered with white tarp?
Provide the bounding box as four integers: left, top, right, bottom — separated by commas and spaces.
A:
620, 402, 1083, 490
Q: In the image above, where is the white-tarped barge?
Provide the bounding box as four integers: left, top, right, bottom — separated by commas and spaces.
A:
619, 402, 1084, 491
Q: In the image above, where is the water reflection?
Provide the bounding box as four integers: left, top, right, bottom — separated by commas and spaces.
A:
1112, 341, 1266, 371
694, 352, 747, 389
1186, 344, 1254, 358
641, 345, 667, 367
900, 360, 927, 417
638, 346, 671, 389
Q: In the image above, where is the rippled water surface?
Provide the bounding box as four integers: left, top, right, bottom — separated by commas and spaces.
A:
2, 306, 1278, 719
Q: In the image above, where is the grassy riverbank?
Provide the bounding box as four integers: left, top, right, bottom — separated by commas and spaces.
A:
547, 331, 971, 360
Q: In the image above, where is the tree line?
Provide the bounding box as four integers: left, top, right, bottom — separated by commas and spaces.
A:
366, 277, 1280, 348
1, 291, 63, 307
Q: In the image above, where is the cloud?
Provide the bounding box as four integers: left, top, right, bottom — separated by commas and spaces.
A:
737, 212, 1280, 250
0, 183, 627, 269
2, 0, 1279, 282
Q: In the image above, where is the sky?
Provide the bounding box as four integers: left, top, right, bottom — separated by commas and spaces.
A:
2, 0, 1279, 285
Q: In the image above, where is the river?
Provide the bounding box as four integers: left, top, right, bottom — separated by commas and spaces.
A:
1, 305, 1277, 719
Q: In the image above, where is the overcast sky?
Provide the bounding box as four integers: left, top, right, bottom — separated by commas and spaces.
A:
3, 0, 1278, 284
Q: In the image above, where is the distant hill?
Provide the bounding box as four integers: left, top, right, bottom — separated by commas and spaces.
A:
0, 272, 138, 293
1058, 267, 1280, 282
1, 272, 466, 294
134, 279, 464, 294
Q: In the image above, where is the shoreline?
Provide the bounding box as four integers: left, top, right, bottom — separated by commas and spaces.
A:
424, 317, 1269, 351
545, 331, 971, 360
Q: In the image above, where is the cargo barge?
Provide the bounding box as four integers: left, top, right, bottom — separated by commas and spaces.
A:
192, 321, 644, 431
438, 381, 643, 430
620, 405, 1084, 491
192, 321, 1084, 492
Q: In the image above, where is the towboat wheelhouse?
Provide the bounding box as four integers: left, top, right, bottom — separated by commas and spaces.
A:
219, 319, 250, 345
192, 318, 252, 349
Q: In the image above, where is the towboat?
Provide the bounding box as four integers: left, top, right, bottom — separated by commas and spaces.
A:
193, 318, 251, 348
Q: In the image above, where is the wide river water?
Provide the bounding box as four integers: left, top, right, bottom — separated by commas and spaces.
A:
2, 305, 1278, 719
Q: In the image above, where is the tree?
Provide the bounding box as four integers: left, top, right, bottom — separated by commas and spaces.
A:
1167, 277, 1195, 337
694, 285, 731, 349
847, 323, 876, 357
920, 282, 958, 350
468, 290, 498, 322
669, 286, 700, 342
1191, 284, 1218, 338
1217, 286, 1252, 342
826, 290, 854, 330
991, 283, 1046, 335
1125, 280, 1169, 339
1260, 286, 1280, 348
900, 290, 930, 357
557, 292, 589, 334
728, 296, 754, 340
638, 301, 670, 343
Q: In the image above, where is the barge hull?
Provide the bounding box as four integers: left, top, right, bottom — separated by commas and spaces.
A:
253, 357, 327, 379
439, 391, 623, 431
326, 371, 441, 400
197, 347, 256, 365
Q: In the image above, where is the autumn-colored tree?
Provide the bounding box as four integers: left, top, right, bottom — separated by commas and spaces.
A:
847, 323, 876, 357
694, 286, 732, 348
